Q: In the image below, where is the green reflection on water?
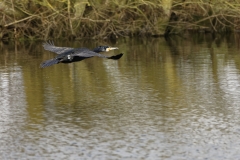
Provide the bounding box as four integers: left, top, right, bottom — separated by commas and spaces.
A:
1, 33, 240, 158
1, 34, 240, 124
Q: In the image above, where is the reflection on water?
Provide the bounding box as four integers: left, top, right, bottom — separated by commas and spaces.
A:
1, 34, 240, 159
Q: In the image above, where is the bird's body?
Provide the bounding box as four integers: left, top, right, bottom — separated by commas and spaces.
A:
40, 41, 123, 68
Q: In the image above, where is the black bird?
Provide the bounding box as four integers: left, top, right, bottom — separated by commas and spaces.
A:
40, 41, 123, 68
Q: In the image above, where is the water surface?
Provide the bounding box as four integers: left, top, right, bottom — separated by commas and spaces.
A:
1, 34, 240, 159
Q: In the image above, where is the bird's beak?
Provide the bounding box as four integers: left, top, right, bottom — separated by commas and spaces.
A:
106, 47, 119, 52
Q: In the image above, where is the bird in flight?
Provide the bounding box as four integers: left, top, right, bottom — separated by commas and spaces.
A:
40, 41, 123, 68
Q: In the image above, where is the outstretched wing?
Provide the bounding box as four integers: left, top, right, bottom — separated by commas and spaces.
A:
43, 41, 74, 54
40, 58, 59, 68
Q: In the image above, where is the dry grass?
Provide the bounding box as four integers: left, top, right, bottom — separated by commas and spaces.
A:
1, 0, 240, 40
170, 1, 240, 33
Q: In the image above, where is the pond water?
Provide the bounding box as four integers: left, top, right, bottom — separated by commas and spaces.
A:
1, 33, 240, 159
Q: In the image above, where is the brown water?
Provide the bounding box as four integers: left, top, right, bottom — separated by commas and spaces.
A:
1, 34, 240, 159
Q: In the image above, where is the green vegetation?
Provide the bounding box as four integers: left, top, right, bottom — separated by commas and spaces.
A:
0, 0, 240, 40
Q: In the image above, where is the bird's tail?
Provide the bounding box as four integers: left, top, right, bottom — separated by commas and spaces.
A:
107, 53, 123, 60
40, 59, 59, 68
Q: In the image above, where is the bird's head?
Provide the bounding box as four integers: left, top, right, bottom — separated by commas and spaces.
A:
93, 46, 119, 53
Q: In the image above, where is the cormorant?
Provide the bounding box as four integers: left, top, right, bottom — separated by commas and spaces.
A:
40, 41, 123, 68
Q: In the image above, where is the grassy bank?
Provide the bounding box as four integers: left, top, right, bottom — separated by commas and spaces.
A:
0, 0, 240, 40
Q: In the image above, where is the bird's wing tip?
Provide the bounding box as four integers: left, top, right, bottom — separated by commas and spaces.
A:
108, 53, 123, 60
43, 40, 55, 46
